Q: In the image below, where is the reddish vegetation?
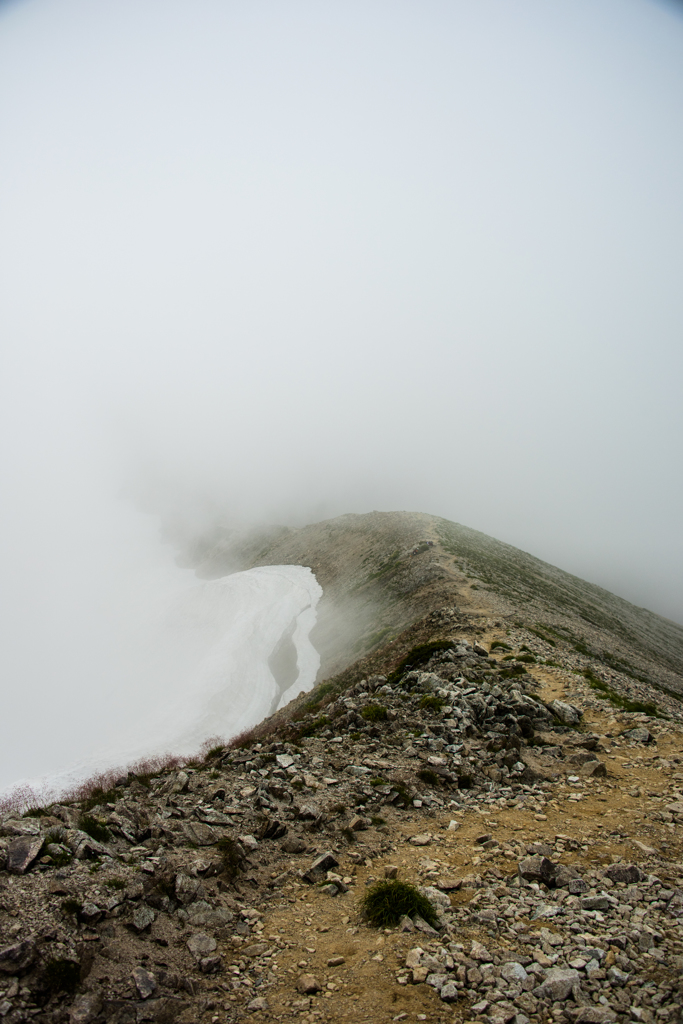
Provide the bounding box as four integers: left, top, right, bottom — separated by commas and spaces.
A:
0, 751, 185, 816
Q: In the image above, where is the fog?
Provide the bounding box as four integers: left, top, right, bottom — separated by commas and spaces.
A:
1, 0, 683, 788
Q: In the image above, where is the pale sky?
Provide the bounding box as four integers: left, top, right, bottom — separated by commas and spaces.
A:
1, 0, 683, 784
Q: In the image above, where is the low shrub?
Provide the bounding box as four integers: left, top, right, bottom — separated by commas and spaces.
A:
360, 704, 388, 723
42, 958, 81, 993
417, 768, 440, 786
419, 695, 443, 713
214, 837, 244, 881
361, 879, 438, 928
387, 641, 455, 684
78, 814, 110, 843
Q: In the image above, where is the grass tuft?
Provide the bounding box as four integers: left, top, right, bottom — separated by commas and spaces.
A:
361, 879, 438, 928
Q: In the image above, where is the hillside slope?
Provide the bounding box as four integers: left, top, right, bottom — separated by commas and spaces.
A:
187, 511, 683, 700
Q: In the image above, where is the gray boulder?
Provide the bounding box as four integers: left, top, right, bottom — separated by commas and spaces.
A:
536, 967, 580, 1001
7, 835, 43, 874
519, 855, 556, 885
547, 700, 582, 726
603, 863, 641, 885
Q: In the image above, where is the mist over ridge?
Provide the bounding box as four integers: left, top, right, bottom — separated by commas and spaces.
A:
1, 0, 683, 790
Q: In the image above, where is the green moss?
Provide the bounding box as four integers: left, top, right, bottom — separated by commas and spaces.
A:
104, 877, 126, 890
361, 880, 438, 928
490, 641, 512, 651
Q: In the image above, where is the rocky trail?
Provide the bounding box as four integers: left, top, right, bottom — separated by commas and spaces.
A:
2, 615, 683, 1024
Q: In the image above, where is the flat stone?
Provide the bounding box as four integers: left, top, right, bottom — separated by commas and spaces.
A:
188, 906, 235, 929
187, 932, 217, 958
327, 956, 345, 967
574, 1009, 617, 1023
7, 835, 44, 874
132, 966, 157, 1000
604, 863, 641, 884
624, 728, 651, 743
242, 943, 268, 958
581, 895, 613, 911
276, 754, 295, 768
182, 822, 218, 846
632, 840, 656, 855
281, 837, 307, 854
0, 939, 35, 974
409, 833, 432, 846
0, 817, 41, 836
247, 997, 269, 1011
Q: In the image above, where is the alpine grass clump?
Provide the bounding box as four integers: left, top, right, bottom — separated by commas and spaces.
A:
77, 814, 110, 843
360, 704, 388, 722
361, 879, 438, 928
